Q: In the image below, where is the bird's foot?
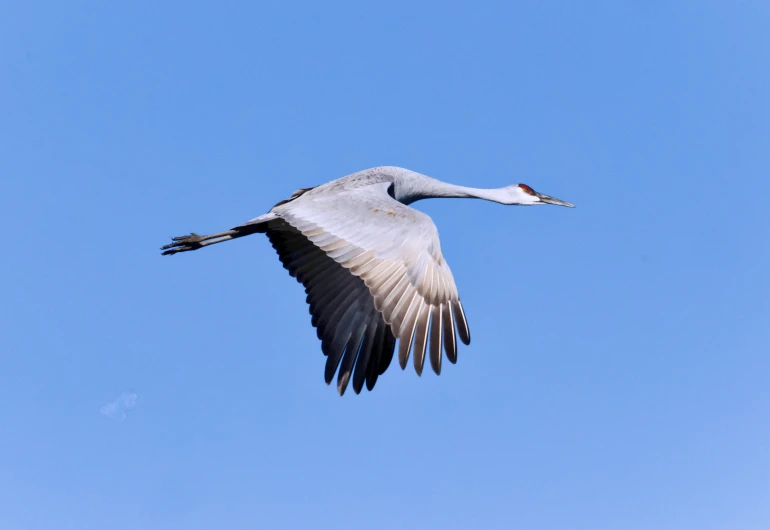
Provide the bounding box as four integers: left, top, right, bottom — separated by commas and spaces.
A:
161, 233, 204, 255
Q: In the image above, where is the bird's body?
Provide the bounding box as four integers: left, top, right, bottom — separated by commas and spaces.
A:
162, 166, 573, 395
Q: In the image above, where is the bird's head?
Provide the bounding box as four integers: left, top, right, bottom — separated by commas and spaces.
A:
505, 183, 574, 207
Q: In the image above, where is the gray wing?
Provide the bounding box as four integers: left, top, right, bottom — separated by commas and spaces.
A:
272, 180, 470, 394
267, 220, 396, 395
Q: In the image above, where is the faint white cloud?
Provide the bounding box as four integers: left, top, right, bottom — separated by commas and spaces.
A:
100, 390, 137, 420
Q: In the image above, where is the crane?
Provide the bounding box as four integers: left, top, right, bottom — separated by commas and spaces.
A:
161, 166, 574, 395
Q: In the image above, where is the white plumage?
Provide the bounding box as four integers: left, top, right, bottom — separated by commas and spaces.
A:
162, 166, 573, 395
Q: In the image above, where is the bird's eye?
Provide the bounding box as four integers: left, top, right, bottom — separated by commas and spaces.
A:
518, 184, 535, 195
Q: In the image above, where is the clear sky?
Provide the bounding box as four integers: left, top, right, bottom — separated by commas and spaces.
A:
1, 1, 768, 529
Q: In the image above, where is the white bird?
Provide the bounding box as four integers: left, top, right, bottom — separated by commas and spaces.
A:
162, 166, 573, 395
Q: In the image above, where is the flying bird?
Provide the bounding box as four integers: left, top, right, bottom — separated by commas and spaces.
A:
162, 166, 573, 395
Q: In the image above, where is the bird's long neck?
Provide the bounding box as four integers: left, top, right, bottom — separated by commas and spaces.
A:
425, 183, 510, 202
395, 172, 510, 205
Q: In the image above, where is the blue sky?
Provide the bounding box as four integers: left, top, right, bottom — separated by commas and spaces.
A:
1, 1, 768, 529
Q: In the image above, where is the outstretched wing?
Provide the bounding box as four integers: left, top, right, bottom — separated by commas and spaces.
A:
267, 220, 396, 395
273, 180, 470, 390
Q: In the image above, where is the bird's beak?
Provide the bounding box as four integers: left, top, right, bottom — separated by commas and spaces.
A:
536, 192, 574, 208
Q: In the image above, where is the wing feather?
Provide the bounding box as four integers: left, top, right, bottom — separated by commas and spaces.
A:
365, 321, 387, 390
412, 303, 431, 375
429, 304, 443, 375
453, 300, 471, 345
337, 314, 368, 395
353, 320, 378, 394
398, 297, 422, 369
442, 303, 457, 364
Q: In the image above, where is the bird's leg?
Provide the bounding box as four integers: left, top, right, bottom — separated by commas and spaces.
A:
161, 230, 239, 255
161, 214, 275, 256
